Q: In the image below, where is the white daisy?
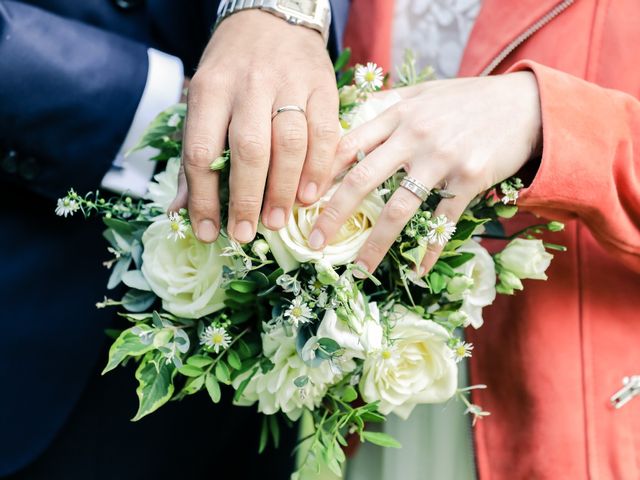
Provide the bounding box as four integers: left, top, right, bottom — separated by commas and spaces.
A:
284, 296, 314, 327
55, 197, 80, 217
426, 214, 456, 246
450, 339, 474, 363
200, 325, 232, 354
167, 211, 188, 241
355, 62, 384, 91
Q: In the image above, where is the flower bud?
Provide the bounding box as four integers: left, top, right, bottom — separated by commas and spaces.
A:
251, 239, 270, 262
499, 270, 523, 291
446, 275, 474, 296
547, 221, 565, 232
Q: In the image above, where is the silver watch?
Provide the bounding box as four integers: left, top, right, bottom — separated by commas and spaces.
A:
216, 0, 332, 44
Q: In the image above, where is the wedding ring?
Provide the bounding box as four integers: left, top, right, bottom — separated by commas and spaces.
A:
400, 175, 431, 202
433, 179, 456, 199
271, 105, 306, 121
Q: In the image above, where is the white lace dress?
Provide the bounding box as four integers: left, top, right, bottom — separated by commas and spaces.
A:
347, 1, 482, 479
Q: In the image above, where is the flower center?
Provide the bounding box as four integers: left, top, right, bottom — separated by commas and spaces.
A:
364, 71, 376, 82
456, 346, 467, 357
212, 333, 224, 345
381, 349, 392, 360
170, 222, 180, 232
291, 307, 303, 317
435, 225, 446, 234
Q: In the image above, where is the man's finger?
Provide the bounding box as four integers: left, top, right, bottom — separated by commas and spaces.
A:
182, 75, 230, 242
227, 93, 272, 243
262, 91, 309, 230
297, 86, 341, 204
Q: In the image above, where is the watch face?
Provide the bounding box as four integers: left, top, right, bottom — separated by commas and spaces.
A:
277, 0, 317, 17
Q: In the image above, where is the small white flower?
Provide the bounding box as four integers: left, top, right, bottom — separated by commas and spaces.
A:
355, 62, 384, 91
450, 339, 474, 363
167, 113, 181, 127
284, 297, 313, 327
55, 197, 80, 217
167, 211, 188, 241
501, 189, 519, 204
426, 214, 456, 246
200, 325, 231, 354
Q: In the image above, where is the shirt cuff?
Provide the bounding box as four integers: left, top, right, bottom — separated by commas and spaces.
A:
101, 48, 184, 197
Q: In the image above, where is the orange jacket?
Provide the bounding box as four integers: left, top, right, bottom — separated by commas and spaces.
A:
346, 0, 640, 478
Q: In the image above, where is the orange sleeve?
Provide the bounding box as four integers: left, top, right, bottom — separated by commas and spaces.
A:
507, 60, 640, 269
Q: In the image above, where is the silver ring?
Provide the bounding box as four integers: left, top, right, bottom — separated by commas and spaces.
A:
271, 105, 306, 121
400, 175, 431, 202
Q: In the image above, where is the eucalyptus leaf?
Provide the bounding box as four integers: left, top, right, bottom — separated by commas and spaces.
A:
107, 256, 132, 290
122, 289, 156, 313
132, 356, 175, 421
361, 431, 401, 448
122, 270, 152, 292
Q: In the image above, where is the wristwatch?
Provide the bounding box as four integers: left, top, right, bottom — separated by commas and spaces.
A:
216, 0, 332, 44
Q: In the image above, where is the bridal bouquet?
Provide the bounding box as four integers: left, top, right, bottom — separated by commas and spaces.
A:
56, 51, 563, 477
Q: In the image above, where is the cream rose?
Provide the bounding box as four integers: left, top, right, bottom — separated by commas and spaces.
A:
316, 294, 383, 359
359, 307, 458, 419
141, 219, 231, 318
233, 324, 355, 421
496, 238, 553, 280
450, 239, 497, 329
145, 157, 180, 211
259, 183, 384, 271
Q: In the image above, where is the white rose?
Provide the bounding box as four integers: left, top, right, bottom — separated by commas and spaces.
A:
145, 157, 180, 211
450, 239, 497, 329
141, 219, 231, 318
345, 92, 402, 132
496, 238, 553, 280
233, 324, 355, 421
316, 295, 383, 359
359, 307, 458, 419
258, 183, 384, 271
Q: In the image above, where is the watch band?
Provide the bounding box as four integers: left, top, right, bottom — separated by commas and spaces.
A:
216, 0, 331, 44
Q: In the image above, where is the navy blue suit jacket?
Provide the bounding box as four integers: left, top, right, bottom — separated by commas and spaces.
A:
0, 0, 349, 475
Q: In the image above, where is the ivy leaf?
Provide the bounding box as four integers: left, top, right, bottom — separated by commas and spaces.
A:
132, 356, 175, 421
361, 431, 402, 448
102, 328, 154, 374
205, 374, 221, 403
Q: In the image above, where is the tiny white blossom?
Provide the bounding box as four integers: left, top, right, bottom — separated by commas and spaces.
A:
355, 62, 384, 91
55, 197, 80, 217
284, 297, 313, 327
200, 325, 232, 354
450, 339, 474, 363
501, 189, 519, 204
167, 113, 181, 127
426, 214, 456, 246
167, 211, 188, 241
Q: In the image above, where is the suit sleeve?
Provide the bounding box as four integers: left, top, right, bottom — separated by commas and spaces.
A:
508, 61, 640, 270
0, 1, 149, 199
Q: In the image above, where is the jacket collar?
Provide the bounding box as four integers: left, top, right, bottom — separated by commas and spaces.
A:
459, 0, 576, 76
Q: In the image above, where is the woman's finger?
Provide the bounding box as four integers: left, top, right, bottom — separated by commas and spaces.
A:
309, 137, 408, 251
418, 188, 476, 276
168, 161, 188, 212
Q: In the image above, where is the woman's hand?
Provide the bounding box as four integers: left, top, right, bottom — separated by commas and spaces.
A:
308, 71, 542, 276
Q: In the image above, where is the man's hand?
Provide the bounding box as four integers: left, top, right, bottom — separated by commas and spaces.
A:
171, 10, 340, 244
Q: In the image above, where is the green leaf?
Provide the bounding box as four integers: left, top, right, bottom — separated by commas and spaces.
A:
334, 48, 351, 72
103, 328, 154, 374
229, 279, 257, 293
342, 386, 358, 403
400, 244, 427, 266
107, 256, 132, 290
132, 357, 175, 421
433, 260, 456, 277
187, 355, 213, 368
337, 68, 355, 88
259, 416, 269, 454
269, 415, 280, 448
361, 431, 402, 448
294, 375, 309, 388
178, 364, 204, 377
215, 361, 231, 384
451, 217, 488, 243
103, 217, 139, 238
121, 270, 152, 291
360, 411, 386, 423
495, 203, 518, 219
234, 367, 258, 402
181, 375, 205, 395
429, 271, 447, 294
227, 350, 242, 370
130, 103, 186, 153
122, 289, 156, 313
225, 289, 255, 304
205, 374, 221, 403
442, 252, 475, 269
247, 271, 270, 289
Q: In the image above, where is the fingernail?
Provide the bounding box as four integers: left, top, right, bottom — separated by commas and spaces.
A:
234, 221, 255, 243
353, 261, 369, 279
417, 266, 427, 277
308, 229, 325, 250
268, 208, 286, 229
197, 220, 217, 243
301, 182, 318, 203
